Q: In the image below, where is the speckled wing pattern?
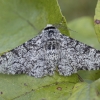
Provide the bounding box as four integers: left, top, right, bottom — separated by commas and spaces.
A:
0, 24, 100, 78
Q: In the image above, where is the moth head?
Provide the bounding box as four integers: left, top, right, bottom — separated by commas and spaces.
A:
41, 24, 61, 51
42, 24, 60, 40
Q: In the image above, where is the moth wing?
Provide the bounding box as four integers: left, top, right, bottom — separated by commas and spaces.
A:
58, 35, 100, 76
0, 34, 45, 77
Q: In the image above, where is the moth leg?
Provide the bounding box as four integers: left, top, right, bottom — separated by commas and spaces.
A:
58, 59, 73, 76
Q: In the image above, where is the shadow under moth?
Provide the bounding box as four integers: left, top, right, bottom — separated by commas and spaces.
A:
0, 24, 100, 78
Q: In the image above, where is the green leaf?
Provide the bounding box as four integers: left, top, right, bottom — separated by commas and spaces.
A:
94, 0, 100, 43
68, 79, 100, 100
78, 70, 100, 83
68, 16, 100, 49
0, 73, 78, 100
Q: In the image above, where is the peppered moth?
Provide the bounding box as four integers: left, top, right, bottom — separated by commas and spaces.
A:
0, 24, 100, 78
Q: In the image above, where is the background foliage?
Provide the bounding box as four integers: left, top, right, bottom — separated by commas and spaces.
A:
58, 0, 97, 21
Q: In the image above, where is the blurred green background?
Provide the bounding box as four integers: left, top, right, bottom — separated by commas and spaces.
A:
58, 0, 97, 21
58, 0, 100, 49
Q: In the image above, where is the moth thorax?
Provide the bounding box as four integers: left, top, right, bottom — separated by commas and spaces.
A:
45, 40, 60, 61
45, 39, 60, 49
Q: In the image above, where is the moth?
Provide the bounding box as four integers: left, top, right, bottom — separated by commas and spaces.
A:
0, 24, 100, 78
